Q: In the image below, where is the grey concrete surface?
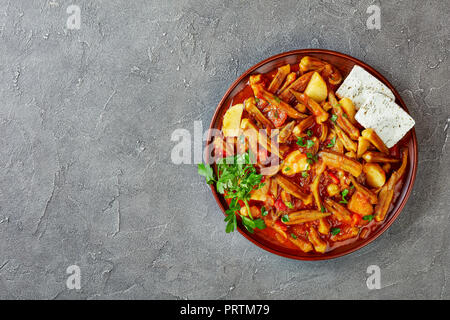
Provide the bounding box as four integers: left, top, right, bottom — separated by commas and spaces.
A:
0, 0, 448, 299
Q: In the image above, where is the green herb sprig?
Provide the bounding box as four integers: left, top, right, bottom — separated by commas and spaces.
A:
331, 227, 341, 236
327, 136, 336, 148
198, 152, 267, 233
339, 189, 349, 204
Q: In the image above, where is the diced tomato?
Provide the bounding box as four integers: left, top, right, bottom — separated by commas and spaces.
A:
274, 198, 288, 212
275, 220, 288, 231
238, 200, 246, 207
327, 171, 340, 184
266, 106, 287, 128
351, 213, 362, 227
257, 98, 269, 109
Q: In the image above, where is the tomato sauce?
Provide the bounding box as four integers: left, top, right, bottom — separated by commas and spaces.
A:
215, 57, 409, 254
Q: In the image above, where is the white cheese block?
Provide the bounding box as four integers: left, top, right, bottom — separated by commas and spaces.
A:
355, 93, 415, 148
336, 65, 395, 109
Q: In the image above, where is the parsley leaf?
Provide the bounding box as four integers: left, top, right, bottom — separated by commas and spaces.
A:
291, 233, 297, 239
281, 214, 289, 223
214, 152, 267, 233
198, 163, 215, 184
331, 227, 340, 236
307, 130, 313, 137
261, 206, 268, 217
327, 136, 336, 148
306, 139, 315, 148
285, 201, 294, 209
306, 152, 318, 165
339, 188, 349, 204
331, 114, 338, 123
302, 171, 309, 178
342, 189, 349, 197
363, 215, 374, 221
254, 218, 267, 230
296, 136, 306, 147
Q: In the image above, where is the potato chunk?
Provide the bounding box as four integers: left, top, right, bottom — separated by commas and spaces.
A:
327, 184, 340, 197
289, 237, 313, 253
250, 178, 270, 201
304, 72, 328, 103
363, 163, 386, 188
281, 150, 309, 176
222, 104, 243, 137
348, 191, 374, 216
357, 137, 370, 158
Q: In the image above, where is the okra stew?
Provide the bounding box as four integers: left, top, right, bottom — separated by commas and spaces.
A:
198, 56, 410, 255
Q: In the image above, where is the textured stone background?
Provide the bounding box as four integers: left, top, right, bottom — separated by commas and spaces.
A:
0, 0, 448, 299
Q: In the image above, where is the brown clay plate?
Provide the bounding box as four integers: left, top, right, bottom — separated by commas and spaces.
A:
205, 49, 418, 260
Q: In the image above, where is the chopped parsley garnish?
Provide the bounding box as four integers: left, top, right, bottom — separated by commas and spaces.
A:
321, 205, 326, 213
301, 171, 309, 178
297, 137, 315, 149
331, 228, 340, 236
284, 166, 291, 171
306, 139, 315, 149
306, 152, 318, 165
307, 130, 313, 137
198, 163, 215, 185
274, 96, 281, 103
327, 136, 336, 148
261, 206, 268, 217
198, 152, 267, 233
362, 215, 374, 221
331, 114, 338, 123
291, 233, 297, 239
255, 98, 260, 103
281, 214, 290, 223
339, 188, 349, 204
285, 201, 294, 209
296, 136, 306, 147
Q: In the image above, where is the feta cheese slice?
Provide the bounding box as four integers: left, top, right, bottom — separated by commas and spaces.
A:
355, 93, 415, 148
336, 65, 395, 109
